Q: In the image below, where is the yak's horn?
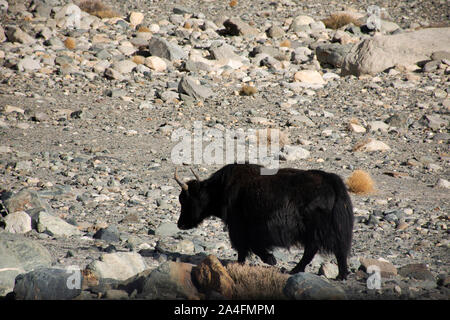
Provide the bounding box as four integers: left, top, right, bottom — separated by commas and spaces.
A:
174, 168, 188, 191
190, 168, 200, 181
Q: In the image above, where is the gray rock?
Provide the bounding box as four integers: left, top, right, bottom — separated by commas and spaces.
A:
342, 27, 450, 76
17, 57, 41, 72
267, 25, 285, 38
14, 267, 82, 300
2, 188, 53, 215
178, 75, 213, 101
283, 273, 346, 299
209, 41, 244, 63
112, 60, 137, 74
139, 261, 200, 299
287, 115, 315, 127
279, 145, 310, 161
3, 211, 31, 234
87, 252, 147, 281
36, 211, 82, 237
155, 221, 179, 237
104, 68, 125, 81
419, 114, 448, 130
5, 26, 36, 44
0, 232, 53, 296
316, 43, 352, 68
93, 225, 120, 242
319, 262, 339, 279
431, 51, 450, 61
223, 18, 259, 37
148, 36, 187, 61
398, 263, 435, 282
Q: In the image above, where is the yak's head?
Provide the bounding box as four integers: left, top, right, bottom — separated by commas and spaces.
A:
174, 168, 212, 230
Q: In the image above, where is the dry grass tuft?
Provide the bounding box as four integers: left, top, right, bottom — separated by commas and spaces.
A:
346, 170, 375, 194
279, 39, 291, 48
322, 13, 362, 30
229, 0, 238, 8
255, 128, 289, 148
225, 263, 289, 299
64, 37, 76, 50
137, 26, 151, 33
79, 0, 120, 19
239, 84, 257, 96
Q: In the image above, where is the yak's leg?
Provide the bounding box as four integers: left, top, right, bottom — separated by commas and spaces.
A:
290, 245, 318, 274
237, 249, 249, 264
334, 250, 349, 280
253, 247, 277, 266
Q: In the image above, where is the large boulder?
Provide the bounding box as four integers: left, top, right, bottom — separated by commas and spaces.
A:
342, 28, 450, 76
0, 232, 53, 296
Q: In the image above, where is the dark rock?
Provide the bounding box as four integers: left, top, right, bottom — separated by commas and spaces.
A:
148, 36, 187, 61
14, 267, 82, 300
178, 75, 213, 101
93, 225, 120, 243
283, 273, 346, 300
398, 264, 435, 281
316, 43, 352, 68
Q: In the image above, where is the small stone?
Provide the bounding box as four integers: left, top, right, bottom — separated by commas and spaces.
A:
144, 56, 167, 72
155, 222, 179, 237
283, 273, 346, 300
129, 12, 144, 27
5, 26, 36, 44
178, 75, 213, 101
86, 252, 147, 281
353, 138, 391, 152
148, 36, 187, 61
435, 178, 450, 189
398, 263, 435, 281
36, 211, 82, 237
113, 60, 137, 74
279, 145, 310, 161
294, 70, 325, 84
223, 18, 259, 37
93, 226, 120, 243
348, 122, 366, 133
3, 211, 31, 234
17, 57, 41, 72
360, 257, 397, 278
319, 262, 339, 279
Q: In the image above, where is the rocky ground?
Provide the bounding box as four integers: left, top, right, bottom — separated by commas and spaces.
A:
0, 0, 449, 300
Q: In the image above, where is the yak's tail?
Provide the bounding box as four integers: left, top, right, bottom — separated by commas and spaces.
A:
329, 173, 354, 257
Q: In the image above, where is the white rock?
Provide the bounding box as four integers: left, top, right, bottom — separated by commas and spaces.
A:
54, 4, 81, 29
113, 60, 137, 74
129, 12, 144, 27
4, 211, 31, 234
144, 56, 167, 72
348, 123, 366, 133
355, 138, 391, 152
36, 211, 82, 237
87, 252, 147, 281
17, 57, 41, 72
294, 70, 325, 84
279, 145, 310, 161
369, 121, 390, 132
435, 178, 450, 189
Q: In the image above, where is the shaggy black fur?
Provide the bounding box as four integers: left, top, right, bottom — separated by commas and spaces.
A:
176, 163, 354, 280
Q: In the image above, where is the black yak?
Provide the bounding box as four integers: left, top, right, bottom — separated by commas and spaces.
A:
174, 163, 354, 280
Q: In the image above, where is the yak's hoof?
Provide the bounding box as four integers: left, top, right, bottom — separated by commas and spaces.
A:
335, 272, 349, 281
265, 255, 277, 266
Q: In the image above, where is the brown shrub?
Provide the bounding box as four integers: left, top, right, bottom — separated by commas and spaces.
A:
322, 13, 362, 30
64, 37, 76, 50
225, 263, 289, 299
255, 128, 289, 148
346, 170, 375, 194
229, 0, 238, 8
239, 84, 257, 96
78, 0, 120, 19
